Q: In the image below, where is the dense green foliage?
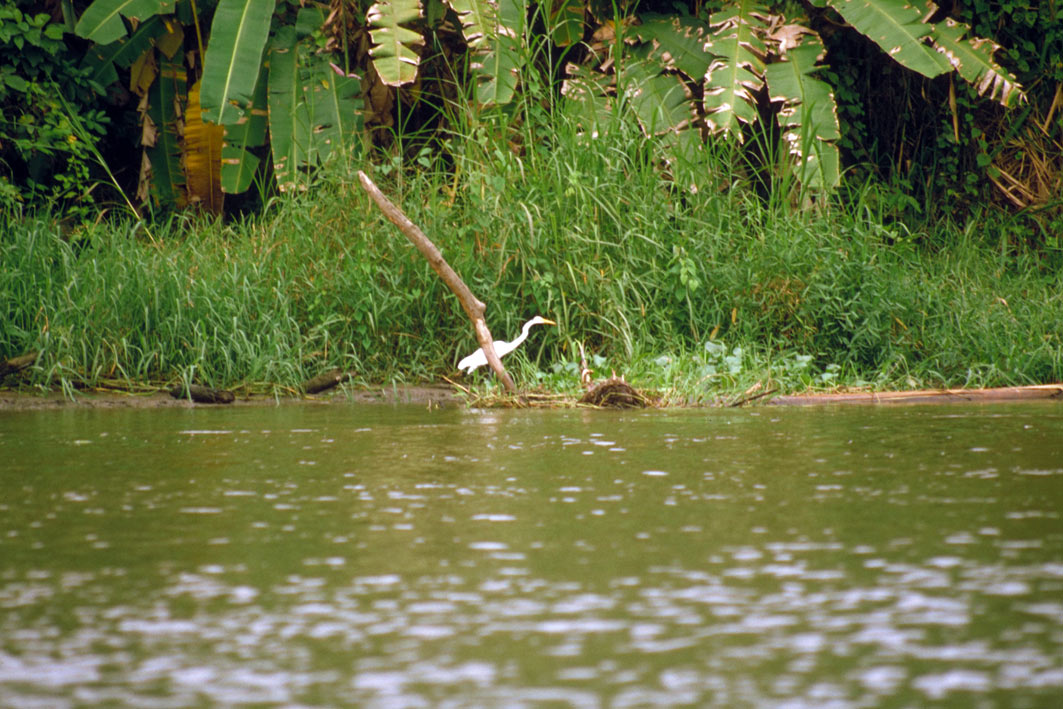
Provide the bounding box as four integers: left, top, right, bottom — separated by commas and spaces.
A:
3, 0, 1056, 231
1, 0, 1059, 397
821, 0, 1061, 226
0, 1, 108, 213
3, 106, 1060, 397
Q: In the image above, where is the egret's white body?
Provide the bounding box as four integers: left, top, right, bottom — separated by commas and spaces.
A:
458, 316, 556, 373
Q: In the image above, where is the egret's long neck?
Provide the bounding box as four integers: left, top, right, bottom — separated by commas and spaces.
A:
510, 321, 535, 348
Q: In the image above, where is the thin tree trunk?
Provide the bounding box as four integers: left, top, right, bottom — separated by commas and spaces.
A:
358, 171, 516, 392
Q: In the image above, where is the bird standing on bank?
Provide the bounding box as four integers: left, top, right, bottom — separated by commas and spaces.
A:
458, 316, 556, 374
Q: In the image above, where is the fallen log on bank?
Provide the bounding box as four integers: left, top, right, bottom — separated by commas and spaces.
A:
302, 369, 354, 395
0, 351, 38, 379
169, 383, 235, 404
771, 384, 1063, 406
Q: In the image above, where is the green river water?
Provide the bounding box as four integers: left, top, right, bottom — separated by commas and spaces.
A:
1, 401, 1062, 707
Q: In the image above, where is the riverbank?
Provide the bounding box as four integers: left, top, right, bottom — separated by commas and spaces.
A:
3, 382, 1061, 411
0, 384, 461, 411
3, 123, 1062, 396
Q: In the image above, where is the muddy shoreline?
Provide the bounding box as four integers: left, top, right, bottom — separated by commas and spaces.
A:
2, 383, 1061, 411
0, 385, 462, 411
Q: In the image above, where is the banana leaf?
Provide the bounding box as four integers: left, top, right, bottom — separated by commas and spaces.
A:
448, 0, 495, 52
623, 60, 703, 165
308, 60, 363, 164
129, 46, 158, 95
268, 27, 306, 191
366, 0, 423, 86
200, 0, 276, 125
825, 0, 950, 78
269, 30, 362, 191
221, 64, 268, 193
475, 0, 525, 105
560, 63, 614, 139
631, 13, 713, 82
184, 80, 226, 213
764, 35, 840, 190
143, 56, 186, 207
931, 18, 1023, 107
546, 0, 582, 47
622, 58, 695, 137
703, 0, 769, 142
80, 15, 168, 87
473, 33, 520, 105
74, 0, 174, 45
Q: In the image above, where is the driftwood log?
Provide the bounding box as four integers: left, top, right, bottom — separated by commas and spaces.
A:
358, 171, 516, 393
0, 351, 38, 378
302, 369, 353, 395
168, 384, 235, 404
772, 384, 1063, 406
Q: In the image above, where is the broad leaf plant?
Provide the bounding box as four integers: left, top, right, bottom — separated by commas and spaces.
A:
66, 0, 1024, 212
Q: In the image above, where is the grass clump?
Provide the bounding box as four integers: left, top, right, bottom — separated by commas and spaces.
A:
2, 103, 1061, 400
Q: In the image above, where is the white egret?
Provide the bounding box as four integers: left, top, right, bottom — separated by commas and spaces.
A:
457, 316, 556, 374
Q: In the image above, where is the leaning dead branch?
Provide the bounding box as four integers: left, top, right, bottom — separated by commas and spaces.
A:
358, 171, 516, 393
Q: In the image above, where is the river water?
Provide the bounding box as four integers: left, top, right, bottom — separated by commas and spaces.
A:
1, 402, 1062, 707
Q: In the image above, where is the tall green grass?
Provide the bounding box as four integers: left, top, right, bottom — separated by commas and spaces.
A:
2, 100, 1061, 397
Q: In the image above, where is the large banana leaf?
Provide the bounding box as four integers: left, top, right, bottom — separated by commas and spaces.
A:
560, 63, 614, 139
622, 57, 695, 137
128, 22, 184, 96
931, 18, 1022, 107
80, 14, 168, 87
142, 55, 186, 207
449, 0, 524, 105
200, 0, 276, 125
448, 0, 495, 52
269, 29, 363, 191
623, 60, 703, 164
269, 27, 305, 191
184, 80, 225, 214
473, 33, 521, 105
221, 64, 268, 193
825, 0, 950, 78
308, 60, 363, 163
703, 0, 769, 142
366, 0, 424, 86
74, 0, 174, 45
764, 34, 840, 190
129, 45, 158, 95
631, 13, 713, 82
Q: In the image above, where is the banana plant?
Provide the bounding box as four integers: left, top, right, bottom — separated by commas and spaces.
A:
367, 0, 526, 105
73, 0, 363, 211
818, 0, 1022, 106
702, 2, 768, 140
763, 31, 840, 190
269, 18, 363, 192
140, 54, 186, 207
564, 0, 1024, 194
67, 0, 1029, 211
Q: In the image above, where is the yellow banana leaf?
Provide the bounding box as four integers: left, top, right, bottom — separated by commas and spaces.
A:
184, 80, 225, 214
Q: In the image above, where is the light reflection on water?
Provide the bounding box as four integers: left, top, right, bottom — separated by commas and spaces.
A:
1, 403, 1062, 707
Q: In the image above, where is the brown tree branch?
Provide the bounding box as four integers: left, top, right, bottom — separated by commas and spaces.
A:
358, 170, 517, 392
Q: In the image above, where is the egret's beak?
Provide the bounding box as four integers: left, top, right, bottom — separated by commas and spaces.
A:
542, 318, 557, 326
